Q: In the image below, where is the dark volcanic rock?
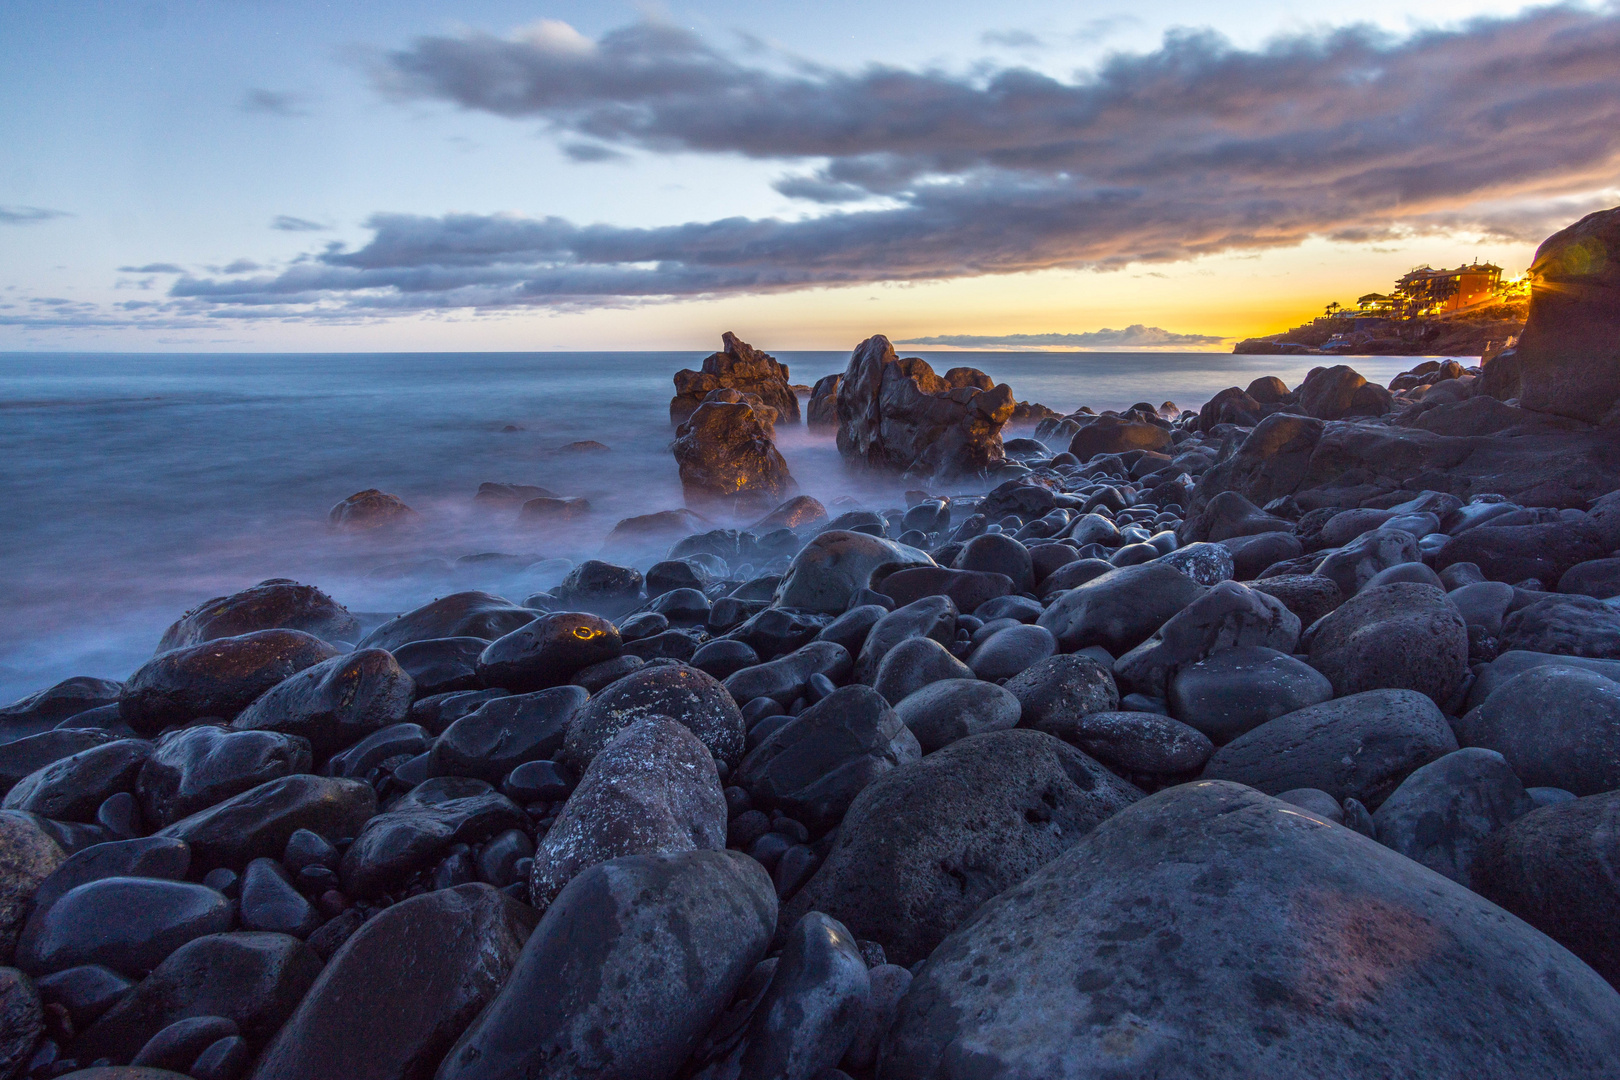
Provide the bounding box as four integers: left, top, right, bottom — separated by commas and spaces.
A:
1202, 689, 1458, 808
230, 649, 413, 757
892, 679, 1020, 754
561, 663, 745, 773
1372, 747, 1532, 884
1249, 573, 1343, 626
340, 777, 525, 899
530, 718, 726, 912
157, 581, 359, 652
727, 911, 870, 1080
1498, 593, 1620, 658
430, 686, 585, 783
0, 729, 119, 798
1435, 522, 1609, 586
1455, 665, 1620, 795
1067, 415, 1172, 460
16, 877, 232, 978
238, 858, 318, 939
773, 530, 933, 614
734, 685, 921, 833
673, 393, 797, 509
871, 636, 975, 705
0, 812, 64, 962
557, 562, 645, 614
440, 851, 775, 1080
882, 781, 1620, 1079
1302, 582, 1469, 706
1471, 789, 1620, 987
781, 729, 1141, 966
808, 372, 841, 428
73, 932, 322, 1062
1004, 654, 1121, 743
0, 965, 42, 1079
119, 631, 341, 734
1168, 645, 1333, 744
157, 775, 377, 873
3, 739, 151, 823
389, 637, 487, 697
357, 592, 535, 652
1063, 711, 1214, 776
723, 641, 853, 709
834, 335, 1015, 481
670, 332, 800, 427
1112, 580, 1300, 698
1514, 205, 1620, 423
1038, 561, 1206, 655
27, 837, 191, 920
853, 596, 958, 685
251, 883, 537, 1080
1, 677, 124, 743
136, 727, 310, 829
876, 566, 1012, 612
475, 611, 622, 693
329, 489, 416, 530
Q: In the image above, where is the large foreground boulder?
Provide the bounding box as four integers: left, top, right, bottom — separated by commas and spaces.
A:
834, 335, 1015, 480
882, 781, 1620, 1078
669, 332, 800, 427
439, 851, 775, 1080
780, 729, 1140, 967
249, 883, 536, 1080
1514, 205, 1620, 423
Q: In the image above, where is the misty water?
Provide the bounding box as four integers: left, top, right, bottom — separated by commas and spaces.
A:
0, 348, 1424, 706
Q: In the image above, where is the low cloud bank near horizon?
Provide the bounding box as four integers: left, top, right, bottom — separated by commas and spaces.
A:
70, 4, 1620, 325
899, 326, 1226, 349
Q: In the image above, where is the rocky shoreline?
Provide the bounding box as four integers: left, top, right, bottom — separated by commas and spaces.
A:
2, 207, 1620, 1079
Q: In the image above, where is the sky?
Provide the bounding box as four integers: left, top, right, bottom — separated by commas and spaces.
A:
1, 0, 1617, 352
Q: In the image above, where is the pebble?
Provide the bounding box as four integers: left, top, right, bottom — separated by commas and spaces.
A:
1037, 562, 1204, 654
156, 775, 377, 874
339, 776, 526, 899
356, 591, 536, 652
1168, 645, 1334, 744
965, 623, 1057, 682
1371, 747, 1533, 883
16, 877, 233, 978
388, 636, 488, 696
1455, 664, 1620, 795
871, 637, 974, 705
432, 685, 587, 783
475, 612, 622, 693
1303, 582, 1469, 706
118, 630, 341, 734
3, 739, 152, 824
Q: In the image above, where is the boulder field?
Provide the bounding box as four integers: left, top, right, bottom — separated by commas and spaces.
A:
4, 208, 1620, 1078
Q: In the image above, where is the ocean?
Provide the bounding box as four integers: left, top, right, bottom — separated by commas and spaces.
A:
0, 349, 1425, 705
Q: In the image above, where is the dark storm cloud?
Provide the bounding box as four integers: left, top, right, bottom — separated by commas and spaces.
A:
1, 206, 72, 225
900, 326, 1226, 348
171, 6, 1620, 315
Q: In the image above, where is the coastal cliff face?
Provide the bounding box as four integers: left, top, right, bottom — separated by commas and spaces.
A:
1516, 206, 1620, 423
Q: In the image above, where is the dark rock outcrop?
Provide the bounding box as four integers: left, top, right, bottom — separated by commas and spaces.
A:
672, 392, 796, 509
834, 335, 1015, 480
1515, 205, 1620, 423
670, 332, 800, 427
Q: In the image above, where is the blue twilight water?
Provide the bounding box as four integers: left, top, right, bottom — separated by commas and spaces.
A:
0, 349, 1424, 705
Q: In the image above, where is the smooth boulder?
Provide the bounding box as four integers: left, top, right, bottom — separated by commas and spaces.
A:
882, 781, 1620, 1079
1302, 582, 1468, 707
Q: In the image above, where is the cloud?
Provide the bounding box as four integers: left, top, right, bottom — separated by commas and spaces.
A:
898, 326, 1226, 349
562, 142, 628, 163
240, 89, 311, 116
271, 215, 329, 232
117, 263, 184, 273
981, 29, 1044, 48
169, 6, 1620, 317
0, 206, 72, 225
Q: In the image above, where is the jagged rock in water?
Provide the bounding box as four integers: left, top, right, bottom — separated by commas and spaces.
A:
807, 373, 841, 429
672, 392, 796, 510
670, 332, 800, 427
834, 334, 1015, 481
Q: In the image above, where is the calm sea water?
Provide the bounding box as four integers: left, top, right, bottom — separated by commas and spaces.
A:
0, 349, 1425, 705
